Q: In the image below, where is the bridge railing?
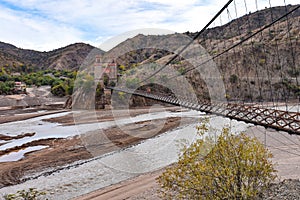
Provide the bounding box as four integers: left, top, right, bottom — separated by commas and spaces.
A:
109, 87, 300, 135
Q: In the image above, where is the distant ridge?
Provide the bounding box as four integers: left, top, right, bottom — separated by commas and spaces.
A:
0, 4, 298, 72
0, 42, 103, 71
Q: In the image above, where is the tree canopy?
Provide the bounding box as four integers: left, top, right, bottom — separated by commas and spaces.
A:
158, 121, 277, 199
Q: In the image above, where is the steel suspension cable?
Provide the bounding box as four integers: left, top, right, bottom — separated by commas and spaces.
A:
137, 0, 234, 84
255, 0, 274, 106
244, 0, 259, 103
284, 0, 299, 110
268, 0, 288, 109
168, 5, 300, 80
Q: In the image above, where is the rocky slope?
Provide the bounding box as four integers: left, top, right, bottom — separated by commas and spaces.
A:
0, 42, 102, 71
109, 4, 300, 103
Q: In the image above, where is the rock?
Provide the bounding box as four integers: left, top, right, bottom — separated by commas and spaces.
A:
260, 179, 300, 200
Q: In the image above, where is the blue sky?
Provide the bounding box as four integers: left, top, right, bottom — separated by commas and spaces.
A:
0, 0, 298, 51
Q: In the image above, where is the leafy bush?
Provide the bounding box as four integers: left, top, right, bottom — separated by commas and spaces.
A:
3, 188, 46, 200
0, 73, 9, 82
229, 74, 238, 84
160, 75, 168, 83
103, 73, 109, 87
118, 65, 126, 71
126, 77, 140, 89
118, 91, 125, 100
95, 82, 104, 98
158, 120, 276, 199
66, 79, 74, 95
109, 81, 116, 87
51, 83, 66, 97
178, 67, 186, 75
259, 58, 266, 65
0, 81, 14, 95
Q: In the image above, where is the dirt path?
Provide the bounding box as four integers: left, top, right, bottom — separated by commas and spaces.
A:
74, 169, 162, 200
246, 126, 300, 180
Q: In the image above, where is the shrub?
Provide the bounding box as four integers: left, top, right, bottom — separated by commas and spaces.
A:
0, 81, 14, 95
51, 83, 66, 97
178, 67, 186, 75
0, 73, 9, 82
3, 188, 46, 200
126, 77, 140, 89
259, 58, 266, 65
158, 121, 276, 199
229, 74, 238, 84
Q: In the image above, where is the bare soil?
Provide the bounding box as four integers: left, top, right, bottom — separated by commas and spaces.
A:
0, 132, 35, 142
0, 109, 67, 124
43, 107, 181, 126
0, 137, 91, 188
73, 169, 163, 200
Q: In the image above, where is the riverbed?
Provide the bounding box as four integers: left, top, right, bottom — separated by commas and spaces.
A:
0, 108, 250, 199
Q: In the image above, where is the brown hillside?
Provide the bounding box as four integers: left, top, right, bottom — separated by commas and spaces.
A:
0, 42, 102, 71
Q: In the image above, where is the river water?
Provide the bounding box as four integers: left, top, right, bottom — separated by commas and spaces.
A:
0, 110, 194, 151
0, 145, 48, 162
0, 108, 251, 199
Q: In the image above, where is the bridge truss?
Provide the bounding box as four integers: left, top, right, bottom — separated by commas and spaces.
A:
111, 87, 300, 135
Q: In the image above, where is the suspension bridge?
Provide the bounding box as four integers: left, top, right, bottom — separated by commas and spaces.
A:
102, 1, 300, 135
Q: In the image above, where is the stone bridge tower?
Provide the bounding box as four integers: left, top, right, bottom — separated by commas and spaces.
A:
94, 55, 117, 109
94, 55, 117, 86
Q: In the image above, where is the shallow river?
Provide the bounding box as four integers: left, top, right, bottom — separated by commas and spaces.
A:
0, 109, 250, 199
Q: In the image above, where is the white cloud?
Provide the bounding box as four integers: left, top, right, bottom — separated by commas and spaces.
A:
0, 4, 83, 51
0, 0, 298, 51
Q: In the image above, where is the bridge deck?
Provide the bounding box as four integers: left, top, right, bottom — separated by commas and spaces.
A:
111, 87, 300, 135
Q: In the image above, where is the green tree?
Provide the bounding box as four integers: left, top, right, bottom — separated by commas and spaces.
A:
0, 82, 11, 95
66, 79, 74, 95
95, 82, 104, 98
103, 73, 109, 87
158, 121, 276, 199
0, 73, 9, 82
51, 78, 63, 87
109, 81, 116, 87
51, 83, 66, 97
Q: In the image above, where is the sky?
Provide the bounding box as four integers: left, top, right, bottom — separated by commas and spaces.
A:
0, 0, 298, 51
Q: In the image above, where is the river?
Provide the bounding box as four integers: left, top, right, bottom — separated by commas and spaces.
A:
0, 109, 251, 199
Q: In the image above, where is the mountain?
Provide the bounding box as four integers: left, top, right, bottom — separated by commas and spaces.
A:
0, 4, 299, 103
106, 4, 300, 103
1, 5, 298, 73
0, 42, 103, 71
186, 4, 300, 40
